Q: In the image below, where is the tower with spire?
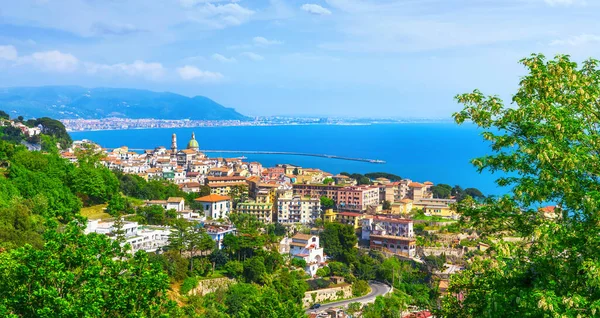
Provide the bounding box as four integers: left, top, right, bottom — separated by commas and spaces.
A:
171, 133, 177, 155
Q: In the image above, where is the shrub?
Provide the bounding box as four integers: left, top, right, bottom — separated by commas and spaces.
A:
180, 277, 199, 295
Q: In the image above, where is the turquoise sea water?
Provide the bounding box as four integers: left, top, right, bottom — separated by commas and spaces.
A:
70, 123, 507, 196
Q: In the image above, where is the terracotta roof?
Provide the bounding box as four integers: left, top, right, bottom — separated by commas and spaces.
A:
423, 181, 434, 185
182, 182, 201, 187
206, 176, 246, 182
292, 233, 314, 240
408, 182, 424, 188
540, 206, 556, 213
195, 194, 231, 202
167, 197, 185, 203
338, 212, 363, 217
290, 242, 307, 247
400, 199, 413, 203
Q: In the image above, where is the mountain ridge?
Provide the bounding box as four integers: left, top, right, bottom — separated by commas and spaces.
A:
0, 85, 249, 120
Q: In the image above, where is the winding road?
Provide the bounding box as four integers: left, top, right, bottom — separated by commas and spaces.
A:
305, 281, 392, 314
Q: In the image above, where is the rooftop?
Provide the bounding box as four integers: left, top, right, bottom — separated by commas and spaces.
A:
195, 194, 231, 202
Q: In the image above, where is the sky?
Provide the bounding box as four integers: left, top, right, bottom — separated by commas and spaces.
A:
0, 0, 599, 117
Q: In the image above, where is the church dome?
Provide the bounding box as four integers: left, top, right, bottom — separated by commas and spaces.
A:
187, 132, 199, 149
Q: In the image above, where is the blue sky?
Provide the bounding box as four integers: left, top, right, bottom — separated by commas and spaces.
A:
0, 0, 599, 117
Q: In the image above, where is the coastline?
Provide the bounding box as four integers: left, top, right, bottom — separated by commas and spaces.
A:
65, 120, 456, 132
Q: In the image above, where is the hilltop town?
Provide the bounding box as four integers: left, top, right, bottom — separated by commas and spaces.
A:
60, 131, 482, 317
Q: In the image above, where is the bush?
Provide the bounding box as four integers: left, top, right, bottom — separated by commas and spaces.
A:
180, 277, 199, 295
316, 266, 330, 277
224, 261, 243, 279
352, 280, 370, 297
291, 258, 307, 269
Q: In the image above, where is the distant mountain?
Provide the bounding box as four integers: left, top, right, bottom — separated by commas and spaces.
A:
0, 86, 249, 120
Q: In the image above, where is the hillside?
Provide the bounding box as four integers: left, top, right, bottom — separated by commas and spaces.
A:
0, 86, 248, 120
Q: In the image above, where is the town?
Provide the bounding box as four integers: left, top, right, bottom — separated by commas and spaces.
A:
62, 131, 470, 317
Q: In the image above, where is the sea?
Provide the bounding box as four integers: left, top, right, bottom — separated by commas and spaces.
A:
70, 123, 507, 196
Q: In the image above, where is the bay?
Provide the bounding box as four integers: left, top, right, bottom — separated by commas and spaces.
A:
70, 123, 506, 196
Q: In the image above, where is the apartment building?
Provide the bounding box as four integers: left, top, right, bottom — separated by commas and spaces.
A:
237, 202, 275, 224
292, 184, 342, 201
361, 215, 416, 257
276, 190, 321, 224
336, 185, 380, 211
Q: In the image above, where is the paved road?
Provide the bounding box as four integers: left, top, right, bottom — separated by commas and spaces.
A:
305, 281, 391, 314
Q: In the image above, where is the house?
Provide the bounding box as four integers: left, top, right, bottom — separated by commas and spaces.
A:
205, 224, 236, 249
289, 233, 325, 276
195, 194, 232, 219
166, 197, 186, 211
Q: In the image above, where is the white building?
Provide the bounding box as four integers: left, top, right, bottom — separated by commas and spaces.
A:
85, 219, 171, 254
205, 224, 236, 249
194, 194, 232, 219
361, 215, 416, 258
277, 191, 321, 224
289, 233, 325, 277
166, 197, 186, 211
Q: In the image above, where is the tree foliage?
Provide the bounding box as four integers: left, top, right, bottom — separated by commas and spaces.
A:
443, 54, 600, 317
0, 222, 174, 317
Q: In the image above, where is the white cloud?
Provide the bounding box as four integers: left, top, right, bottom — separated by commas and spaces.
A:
212, 53, 237, 63
301, 4, 332, 15
23, 50, 79, 72
240, 52, 264, 61
0, 45, 18, 61
253, 36, 283, 46
86, 60, 166, 79
188, 2, 255, 28
177, 65, 224, 81
91, 22, 144, 36
550, 34, 600, 46
544, 0, 585, 6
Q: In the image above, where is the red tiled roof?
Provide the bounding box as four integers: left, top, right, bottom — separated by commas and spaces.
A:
195, 194, 231, 202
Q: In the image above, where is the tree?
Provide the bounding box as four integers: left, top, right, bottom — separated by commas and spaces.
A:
243, 256, 266, 284
320, 196, 335, 210
224, 260, 244, 279
322, 177, 334, 185
443, 54, 600, 317
320, 223, 358, 261
187, 228, 215, 272
168, 218, 190, 256
290, 258, 306, 269
292, 167, 299, 175
0, 110, 9, 120
464, 187, 484, 199
0, 222, 174, 317
229, 184, 248, 209
431, 183, 452, 198
382, 200, 391, 210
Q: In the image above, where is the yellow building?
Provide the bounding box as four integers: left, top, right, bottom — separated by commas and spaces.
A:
391, 198, 413, 215
336, 212, 365, 230
413, 198, 457, 218
236, 202, 274, 224
323, 209, 337, 223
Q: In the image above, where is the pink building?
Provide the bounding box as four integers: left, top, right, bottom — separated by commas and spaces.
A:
336, 185, 380, 211
267, 166, 285, 178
